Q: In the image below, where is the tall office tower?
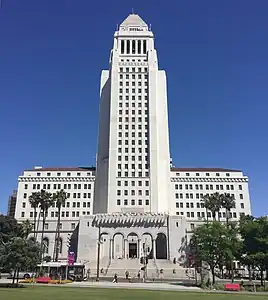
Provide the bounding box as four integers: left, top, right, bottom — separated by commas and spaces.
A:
94, 14, 171, 214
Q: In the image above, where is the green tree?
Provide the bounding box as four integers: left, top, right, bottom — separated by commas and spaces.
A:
0, 215, 21, 245
239, 216, 268, 285
38, 190, 53, 260
18, 219, 33, 239
0, 237, 41, 285
191, 221, 239, 285
52, 190, 68, 262
221, 193, 235, 225
28, 192, 41, 240
201, 193, 222, 221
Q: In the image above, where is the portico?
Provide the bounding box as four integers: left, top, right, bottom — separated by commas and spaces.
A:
77, 213, 187, 264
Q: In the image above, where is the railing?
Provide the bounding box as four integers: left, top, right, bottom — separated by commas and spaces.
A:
104, 258, 111, 276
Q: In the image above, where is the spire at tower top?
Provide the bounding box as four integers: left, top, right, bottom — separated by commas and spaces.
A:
120, 13, 148, 28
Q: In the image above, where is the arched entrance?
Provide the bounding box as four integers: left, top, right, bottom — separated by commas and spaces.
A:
100, 233, 110, 259
113, 233, 124, 259
156, 233, 167, 259
127, 233, 139, 258
141, 233, 153, 259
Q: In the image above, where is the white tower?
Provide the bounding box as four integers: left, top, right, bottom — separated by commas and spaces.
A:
93, 14, 171, 214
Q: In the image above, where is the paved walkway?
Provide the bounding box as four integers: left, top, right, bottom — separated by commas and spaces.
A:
70, 281, 201, 291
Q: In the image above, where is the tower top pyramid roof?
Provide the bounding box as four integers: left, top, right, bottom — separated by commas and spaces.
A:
120, 14, 147, 27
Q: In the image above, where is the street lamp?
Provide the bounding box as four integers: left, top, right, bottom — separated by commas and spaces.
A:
96, 226, 102, 281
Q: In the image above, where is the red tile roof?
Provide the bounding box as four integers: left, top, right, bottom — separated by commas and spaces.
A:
24, 166, 241, 172
25, 167, 96, 172
171, 167, 241, 172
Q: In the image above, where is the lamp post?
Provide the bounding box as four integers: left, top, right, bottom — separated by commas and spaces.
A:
96, 225, 101, 281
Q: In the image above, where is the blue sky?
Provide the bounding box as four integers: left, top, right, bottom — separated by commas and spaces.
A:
0, 0, 267, 216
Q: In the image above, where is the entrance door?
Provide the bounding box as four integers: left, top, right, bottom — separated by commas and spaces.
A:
128, 243, 137, 258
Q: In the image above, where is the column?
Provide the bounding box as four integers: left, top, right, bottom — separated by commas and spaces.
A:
153, 239, 156, 259
124, 239, 128, 259
137, 239, 141, 258
109, 239, 113, 259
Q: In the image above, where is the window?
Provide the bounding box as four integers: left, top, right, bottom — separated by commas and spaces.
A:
226, 173, 230, 177
23, 193, 27, 199
67, 172, 71, 176
216, 173, 220, 176
239, 185, 242, 190
57, 172, 61, 176
37, 172, 41, 176
206, 173, 210, 176
24, 184, 28, 189
71, 223, 75, 229
145, 200, 149, 205
22, 202, 26, 208
239, 194, 243, 199
117, 199, 121, 205
240, 203, 244, 209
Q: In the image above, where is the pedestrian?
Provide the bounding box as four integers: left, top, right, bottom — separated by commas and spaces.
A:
137, 270, 141, 279
125, 270, 129, 280
112, 273, 118, 283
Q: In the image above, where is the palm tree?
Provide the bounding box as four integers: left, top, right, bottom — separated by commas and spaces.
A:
201, 192, 222, 221
52, 190, 68, 262
38, 190, 53, 260
28, 192, 41, 241
221, 193, 235, 225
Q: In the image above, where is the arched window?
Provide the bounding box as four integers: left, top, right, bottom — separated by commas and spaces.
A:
121, 40, 125, 54
132, 40, 136, 54
126, 40, 130, 54
42, 238, 49, 254
138, 40, 141, 54
143, 40, 147, 54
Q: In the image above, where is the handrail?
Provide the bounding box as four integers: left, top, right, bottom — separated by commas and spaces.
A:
104, 258, 111, 276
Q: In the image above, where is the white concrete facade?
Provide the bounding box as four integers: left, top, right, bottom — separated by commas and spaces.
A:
94, 13, 171, 214
14, 14, 252, 266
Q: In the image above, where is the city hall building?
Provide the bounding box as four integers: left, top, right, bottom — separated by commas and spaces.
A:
14, 14, 251, 273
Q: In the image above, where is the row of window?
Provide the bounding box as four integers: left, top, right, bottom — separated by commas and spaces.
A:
118, 147, 148, 153
120, 40, 147, 55
117, 171, 149, 177
118, 139, 148, 145
119, 73, 148, 80
176, 211, 241, 219
119, 95, 148, 101
35, 172, 92, 177
174, 192, 244, 200
117, 180, 149, 187
117, 199, 150, 206
119, 67, 148, 73
119, 81, 148, 87
24, 192, 92, 200
119, 88, 148, 94
118, 124, 148, 130
175, 172, 232, 177
21, 210, 90, 218
118, 156, 148, 162
118, 109, 148, 115
175, 201, 245, 209
28, 183, 92, 190
119, 102, 147, 108
118, 116, 148, 123
117, 190, 149, 196
174, 183, 243, 191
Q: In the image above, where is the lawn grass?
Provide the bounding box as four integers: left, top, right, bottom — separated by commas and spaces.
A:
0, 286, 268, 300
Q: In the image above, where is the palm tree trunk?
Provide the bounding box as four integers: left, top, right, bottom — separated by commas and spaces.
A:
205, 208, 208, 224
33, 208, 37, 241
53, 207, 61, 262
40, 210, 46, 261
35, 210, 42, 241
226, 209, 229, 226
